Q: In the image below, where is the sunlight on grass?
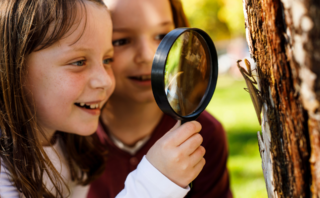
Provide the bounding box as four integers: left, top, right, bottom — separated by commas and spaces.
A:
206, 74, 267, 198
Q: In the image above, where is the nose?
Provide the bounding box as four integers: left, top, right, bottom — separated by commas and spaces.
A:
90, 62, 114, 91
133, 37, 155, 66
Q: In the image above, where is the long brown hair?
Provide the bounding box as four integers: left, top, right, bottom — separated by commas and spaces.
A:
0, 0, 107, 197
169, 0, 190, 28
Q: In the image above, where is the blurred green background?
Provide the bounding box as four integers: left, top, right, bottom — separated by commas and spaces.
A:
181, 0, 268, 197
207, 75, 267, 198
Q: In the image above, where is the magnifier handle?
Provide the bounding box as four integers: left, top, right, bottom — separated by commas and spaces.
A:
182, 119, 195, 188
181, 119, 192, 188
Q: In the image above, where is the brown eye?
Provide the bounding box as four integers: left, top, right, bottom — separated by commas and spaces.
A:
112, 39, 130, 46
155, 34, 167, 41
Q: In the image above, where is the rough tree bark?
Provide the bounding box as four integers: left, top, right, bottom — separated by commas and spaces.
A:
242, 0, 320, 197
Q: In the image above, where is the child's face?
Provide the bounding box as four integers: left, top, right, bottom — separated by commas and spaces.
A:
24, 2, 115, 136
104, 0, 175, 103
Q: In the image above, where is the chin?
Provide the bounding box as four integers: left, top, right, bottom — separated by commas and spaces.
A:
133, 96, 155, 104
78, 129, 97, 136
133, 92, 156, 103
69, 123, 98, 137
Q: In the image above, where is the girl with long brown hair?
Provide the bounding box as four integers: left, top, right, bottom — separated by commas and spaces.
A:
0, 0, 206, 197
88, 0, 232, 197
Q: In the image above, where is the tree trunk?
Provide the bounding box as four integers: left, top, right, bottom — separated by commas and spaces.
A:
242, 0, 320, 197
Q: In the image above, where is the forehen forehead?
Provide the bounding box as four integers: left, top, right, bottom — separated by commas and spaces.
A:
56, 1, 112, 50
104, 0, 173, 30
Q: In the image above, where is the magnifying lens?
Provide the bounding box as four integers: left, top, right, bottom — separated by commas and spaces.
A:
151, 28, 218, 123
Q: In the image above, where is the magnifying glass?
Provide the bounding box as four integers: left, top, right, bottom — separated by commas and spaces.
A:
151, 28, 218, 123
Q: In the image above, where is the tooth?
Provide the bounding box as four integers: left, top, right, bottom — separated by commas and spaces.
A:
96, 104, 99, 108
141, 76, 150, 80
80, 103, 85, 106
90, 104, 95, 109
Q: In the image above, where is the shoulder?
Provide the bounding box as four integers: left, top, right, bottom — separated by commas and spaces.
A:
197, 111, 226, 140
189, 111, 232, 197
196, 111, 229, 157
197, 111, 223, 128
0, 160, 20, 198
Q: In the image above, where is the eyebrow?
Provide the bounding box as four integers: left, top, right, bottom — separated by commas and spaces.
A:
113, 21, 174, 32
105, 48, 114, 54
65, 46, 114, 55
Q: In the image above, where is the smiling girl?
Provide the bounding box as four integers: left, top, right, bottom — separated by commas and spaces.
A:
88, 0, 232, 197
0, 0, 205, 197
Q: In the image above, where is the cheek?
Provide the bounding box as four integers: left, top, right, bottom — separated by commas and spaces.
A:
106, 68, 116, 96
24, 69, 85, 130
63, 73, 87, 92
55, 74, 89, 111
37, 72, 86, 111
112, 48, 134, 75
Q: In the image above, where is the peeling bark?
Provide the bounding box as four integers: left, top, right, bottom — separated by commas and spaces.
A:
281, 0, 320, 197
258, 103, 277, 198
242, 0, 314, 197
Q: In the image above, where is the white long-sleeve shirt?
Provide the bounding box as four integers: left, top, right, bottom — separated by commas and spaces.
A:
0, 139, 189, 198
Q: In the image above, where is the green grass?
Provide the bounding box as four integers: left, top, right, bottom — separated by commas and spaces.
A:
205, 74, 267, 198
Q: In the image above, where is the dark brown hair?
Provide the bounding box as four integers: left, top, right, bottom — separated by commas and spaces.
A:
169, 0, 190, 28
0, 0, 107, 197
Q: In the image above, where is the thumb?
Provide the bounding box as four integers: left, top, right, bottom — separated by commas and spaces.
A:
167, 120, 181, 133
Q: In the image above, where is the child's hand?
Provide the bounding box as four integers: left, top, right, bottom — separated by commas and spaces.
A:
146, 121, 205, 188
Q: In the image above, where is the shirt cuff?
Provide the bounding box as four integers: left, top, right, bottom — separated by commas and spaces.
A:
137, 155, 190, 197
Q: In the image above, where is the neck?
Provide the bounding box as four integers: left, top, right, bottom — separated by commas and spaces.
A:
101, 97, 163, 146
38, 127, 56, 147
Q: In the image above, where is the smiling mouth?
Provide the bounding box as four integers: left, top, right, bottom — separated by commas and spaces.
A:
74, 102, 100, 109
129, 75, 151, 81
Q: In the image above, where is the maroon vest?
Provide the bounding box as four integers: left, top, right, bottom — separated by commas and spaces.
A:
88, 111, 232, 198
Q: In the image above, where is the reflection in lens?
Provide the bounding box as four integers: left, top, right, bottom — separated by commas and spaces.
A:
164, 30, 211, 116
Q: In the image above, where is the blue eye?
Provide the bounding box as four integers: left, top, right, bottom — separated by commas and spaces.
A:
71, 60, 85, 66
103, 58, 113, 65
112, 39, 130, 46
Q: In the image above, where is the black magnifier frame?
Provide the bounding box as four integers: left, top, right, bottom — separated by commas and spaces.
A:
151, 28, 218, 122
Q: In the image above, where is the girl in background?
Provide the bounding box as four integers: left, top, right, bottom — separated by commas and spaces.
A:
88, 0, 233, 197
0, 0, 205, 197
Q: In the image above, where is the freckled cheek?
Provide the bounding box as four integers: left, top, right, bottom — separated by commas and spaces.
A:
53, 73, 87, 103
66, 75, 86, 89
